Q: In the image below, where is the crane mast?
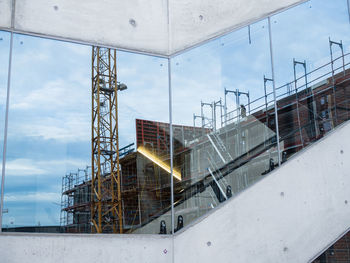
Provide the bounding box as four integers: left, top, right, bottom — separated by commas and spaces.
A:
91, 47, 122, 233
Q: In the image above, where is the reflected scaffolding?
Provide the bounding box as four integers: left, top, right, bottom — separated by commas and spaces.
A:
168, 19, 277, 230
1, 0, 350, 238
272, 0, 350, 161
57, 50, 171, 234
1, 34, 171, 235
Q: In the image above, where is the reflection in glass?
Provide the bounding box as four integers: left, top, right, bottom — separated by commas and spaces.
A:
167, 19, 277, 229
1, 0, 349, 236
272, 0, 350, 161
2, 34, 91, 232
2, 35, 170, 234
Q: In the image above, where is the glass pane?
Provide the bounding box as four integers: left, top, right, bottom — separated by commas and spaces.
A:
2, 34, 91, 233
1, 34, 170, 234
116, 52, 170, 234
169, 19, 276, 230
272, 0, 350, 161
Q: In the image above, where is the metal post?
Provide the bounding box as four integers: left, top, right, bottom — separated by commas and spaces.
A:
213, 99, 224, 130
224, 88, 228, 126
264, 76, 273, 149
219, 99, 223, 128
293, 58, 305, 148
235, 89, 240, 119
329, 38, 343, 125
235, 89, 241, 156
293, 60, 307, 91
193, 115, 201, 128
167, 58, 175, 236
268, 17, 281, 166
347, 0, 350, 24
264, 76, 273, 112
202, 102, 214, 129
212, 101, 216, 131
200, 100, 204, 128
341, 40, 345, 75
0, 32, 13, 232
247, 91, 251, 114
226, 88, 249, 118
303, 60, 308, 90
248, 25, 252, 45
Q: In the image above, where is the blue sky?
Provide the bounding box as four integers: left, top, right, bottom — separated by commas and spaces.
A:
0, 0, 350, 228
0, 34, 168, 227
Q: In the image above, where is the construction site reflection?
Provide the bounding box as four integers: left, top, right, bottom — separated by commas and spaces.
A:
3, 0, 350, 236
59, 1, 350, 234
61, 57, 350, 234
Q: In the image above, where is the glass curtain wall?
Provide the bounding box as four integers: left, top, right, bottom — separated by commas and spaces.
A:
1, 34, 171, 234
169, 19, 276, 230
1, 0, 350, 236
116, 52, 171, 235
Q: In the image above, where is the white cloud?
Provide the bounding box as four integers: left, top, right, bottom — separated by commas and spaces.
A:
8, 77, 90, 142
11, 78, 89, 111
2, 158, 88, 177
4, 159, 47, 176
10, 114, 90, 142
4, 192, 61, 202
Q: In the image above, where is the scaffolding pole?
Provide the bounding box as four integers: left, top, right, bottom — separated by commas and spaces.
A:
293, 58, 305, 148
214, 99, 224, 130
201, 101, 214, 129
329, 38, 345, 126
264, 76, 273, 150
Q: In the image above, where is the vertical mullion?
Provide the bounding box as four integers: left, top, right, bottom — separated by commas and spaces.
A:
268, 17, 281, 166
0, 31, 13, 233
168, 58, 174, 236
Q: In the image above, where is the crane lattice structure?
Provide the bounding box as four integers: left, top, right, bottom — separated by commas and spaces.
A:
91, 47, 123, 233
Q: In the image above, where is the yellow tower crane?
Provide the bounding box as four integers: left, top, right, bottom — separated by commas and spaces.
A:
91, 47, 123, 233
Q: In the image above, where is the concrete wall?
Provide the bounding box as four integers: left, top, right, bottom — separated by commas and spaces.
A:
0, 0, 305, 56
174, 120, 350, 263
1, 121, 350, 262
12, 0, 169, 56
169, 0, 306, 55
0, 233, 173, 263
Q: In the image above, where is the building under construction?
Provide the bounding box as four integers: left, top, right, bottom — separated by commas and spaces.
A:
61, 39, 350, 235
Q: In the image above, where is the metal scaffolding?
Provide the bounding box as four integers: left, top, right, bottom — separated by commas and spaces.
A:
58, 38, 350, 235
91, 47, 123, 233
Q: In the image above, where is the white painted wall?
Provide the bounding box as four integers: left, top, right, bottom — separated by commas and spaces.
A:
1, 121, 350, 263
0, 233, 173, 263
0, 0, 305, 56
174, 120, 350, 263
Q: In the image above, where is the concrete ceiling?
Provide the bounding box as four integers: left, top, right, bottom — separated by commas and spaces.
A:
0, 0, 305, 57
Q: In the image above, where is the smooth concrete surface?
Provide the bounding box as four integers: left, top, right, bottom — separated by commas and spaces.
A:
169, 0, 306, 55
0, 0, 304, 56
0, 233, 172, 263
12, 0, 169, 56
174, 120, 350, 263
0, 0, 11, 28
